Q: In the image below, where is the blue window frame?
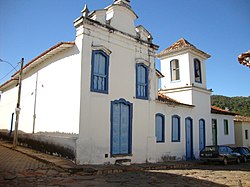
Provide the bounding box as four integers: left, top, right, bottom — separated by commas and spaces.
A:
172, 115, 180, 142
136, 63, 148, 100
194, 58, 202, 83
170, 59, 180, 81
155, 113, 165, 143
90, 50, 109, 94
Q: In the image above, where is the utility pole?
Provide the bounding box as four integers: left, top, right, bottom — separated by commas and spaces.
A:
13, 58, 24, 149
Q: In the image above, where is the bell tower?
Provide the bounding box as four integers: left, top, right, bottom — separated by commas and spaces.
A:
156, 38, 212, 105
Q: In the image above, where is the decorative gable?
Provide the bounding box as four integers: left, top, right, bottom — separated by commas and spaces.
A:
136, 25, 153, 43
105, 1, 138, 36
89, 10, 107, 24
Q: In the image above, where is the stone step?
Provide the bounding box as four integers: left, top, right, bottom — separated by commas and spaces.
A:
115, 159, 131, 166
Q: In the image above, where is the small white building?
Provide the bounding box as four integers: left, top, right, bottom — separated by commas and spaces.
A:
234, 115, 250, 147
0, 0, 236, 164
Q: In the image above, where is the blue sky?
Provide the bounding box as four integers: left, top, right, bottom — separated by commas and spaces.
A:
0, 0, 249, 96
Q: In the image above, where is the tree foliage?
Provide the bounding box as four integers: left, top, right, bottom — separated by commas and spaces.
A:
211, 95, 250, 116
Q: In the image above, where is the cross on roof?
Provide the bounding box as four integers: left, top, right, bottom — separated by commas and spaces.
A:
114, 0, 130, 5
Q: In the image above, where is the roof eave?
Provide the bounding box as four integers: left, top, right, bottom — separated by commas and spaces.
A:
0, 42, 75, 91
156, 69, 164, 78
156, 46, 211, 59
211, 106, 237, 116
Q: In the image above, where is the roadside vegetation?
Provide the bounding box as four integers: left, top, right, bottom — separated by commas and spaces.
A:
211, 95, 250, 116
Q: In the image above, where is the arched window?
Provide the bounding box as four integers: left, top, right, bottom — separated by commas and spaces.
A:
136, 63, 148, 99
170, 59, 180, 81
90, 50, 109, 93
194, 58, 202, 83
155, 113, 165, 143
172, 115, 180, 142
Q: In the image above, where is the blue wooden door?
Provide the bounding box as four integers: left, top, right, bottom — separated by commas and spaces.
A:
111, 99, 132, 155
185, 118, 193, 160
199, 119, 206, 152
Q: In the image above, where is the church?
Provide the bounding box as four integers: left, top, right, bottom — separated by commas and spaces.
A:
0, 0, 235, 164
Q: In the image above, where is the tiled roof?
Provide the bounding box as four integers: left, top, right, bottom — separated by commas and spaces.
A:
211, 106, 237, 116
157, 93, 194, 107
0, 42, 75, 91
234, 115, 250, 122
238, 50, 250, 68
156, 38, 210, 58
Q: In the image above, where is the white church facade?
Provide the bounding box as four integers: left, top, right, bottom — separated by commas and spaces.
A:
0, 0, 235, 164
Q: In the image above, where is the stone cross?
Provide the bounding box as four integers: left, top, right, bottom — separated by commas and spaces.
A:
114, 0, 130, 5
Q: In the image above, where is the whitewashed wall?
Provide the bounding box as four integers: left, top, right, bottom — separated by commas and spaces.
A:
211, 113, 235, 145
0, 46, 81, 134
235, 122, 250, 147
160, 53, 190, 90
241, 122, 250, 147
0, 86, 18, 131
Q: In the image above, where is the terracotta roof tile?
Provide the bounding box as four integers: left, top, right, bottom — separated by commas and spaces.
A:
234, 115, 250, 122
211, 106, 237, 116
238, 50, 250, 68
156, 38, 210, 58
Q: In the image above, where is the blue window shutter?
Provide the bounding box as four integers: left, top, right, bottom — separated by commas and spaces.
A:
136, 63, 148, 100
90, 50, 109, 94
172, 115, 180, 142
112, 103, 121, 155
155, 114, 165, 143
120, 104, 129, 154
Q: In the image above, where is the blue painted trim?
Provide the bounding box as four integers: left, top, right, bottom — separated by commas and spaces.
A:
185, 117, 193, 160
155, 113, 165, 143
170, 59, 180, 82
171, 115, 181, 142
136, 63, 149, 100
110, 98, 133, 156
194, 58, 202, 83
199, 119, 206, 151
90, 50, 109, 94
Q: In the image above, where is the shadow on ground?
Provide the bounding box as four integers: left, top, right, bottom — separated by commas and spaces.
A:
184, 161, 250, 172
102, 170, 227, 187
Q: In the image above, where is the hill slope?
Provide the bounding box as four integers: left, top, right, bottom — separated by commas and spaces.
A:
211, 95, 250, 116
